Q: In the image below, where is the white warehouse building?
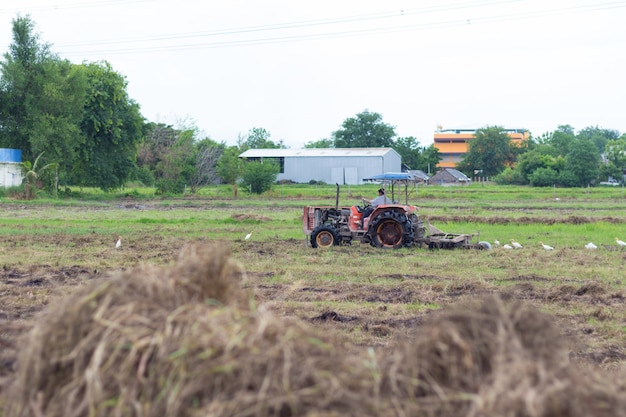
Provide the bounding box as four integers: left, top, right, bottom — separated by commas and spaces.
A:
239, 148, 401, 185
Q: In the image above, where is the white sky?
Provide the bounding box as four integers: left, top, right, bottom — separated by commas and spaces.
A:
1, 0, 625, 148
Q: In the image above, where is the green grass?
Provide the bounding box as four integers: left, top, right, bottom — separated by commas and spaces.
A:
1, 182, 625, 353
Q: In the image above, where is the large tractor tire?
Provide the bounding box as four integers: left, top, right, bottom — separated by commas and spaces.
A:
409, 213, 426, 239
369, 211, 414, 249
311, 225, 340, 248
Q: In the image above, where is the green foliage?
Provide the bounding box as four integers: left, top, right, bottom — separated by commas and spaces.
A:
604, 137, 626, 176
131, 166, 155, 187
566, 138, 600, 186
393, 138, 441, 172
332, 110, 396, 148
71, 61, 143, 191
20, 152, 58, 199
528, 167, 559, 187
577, 126, 620, 155
0, 16, 85, 164
244, 127, 282, 149
154, 129, 197, 194
304, 138, 334, 148
217, 146, 244, 185
457, 126, 515, 177
546, 125, 576, 156
493, 167, 526, 185
240, 160, 279, 194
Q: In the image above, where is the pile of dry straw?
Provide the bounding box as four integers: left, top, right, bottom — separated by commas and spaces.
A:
4, 244, 625, 417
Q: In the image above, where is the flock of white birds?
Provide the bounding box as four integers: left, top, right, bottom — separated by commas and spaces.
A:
112, 234, 626, 250
492, 238, 626, 250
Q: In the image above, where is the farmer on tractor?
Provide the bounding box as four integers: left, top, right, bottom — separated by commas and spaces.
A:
360, 188, 390, 220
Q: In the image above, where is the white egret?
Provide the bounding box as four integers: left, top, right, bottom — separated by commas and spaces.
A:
494, 239, 500, 247
585, 242, 597, 250
510, 239, 523, 249
616, 237, 626, 247
245, 231, 253, 241
115, 236, 122, 249
539, 241, 554, 250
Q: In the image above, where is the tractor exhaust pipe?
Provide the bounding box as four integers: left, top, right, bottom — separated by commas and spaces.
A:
335, 183, 340, 210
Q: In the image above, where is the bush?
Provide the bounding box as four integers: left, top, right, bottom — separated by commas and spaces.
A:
529, 167, 559, 187
239, 161, 279, 194
494, 167, 526, 185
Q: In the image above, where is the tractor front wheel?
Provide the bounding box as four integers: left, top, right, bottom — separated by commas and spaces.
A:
311, 225, 340, 248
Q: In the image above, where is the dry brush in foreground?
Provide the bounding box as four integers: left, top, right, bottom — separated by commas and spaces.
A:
3, 244, 625, 417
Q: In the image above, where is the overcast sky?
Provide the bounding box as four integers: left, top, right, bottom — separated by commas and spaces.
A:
1, 0, 625, 148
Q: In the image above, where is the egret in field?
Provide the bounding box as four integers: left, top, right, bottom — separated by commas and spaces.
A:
510, 239, 523, 249
503, 244, 513, 249
245, 231, 253, 241
585, 242, 598, 250
616, 237, 626, 247
539, 241, 554, 251
493, 239, 500, 247
115, 236, 122, 249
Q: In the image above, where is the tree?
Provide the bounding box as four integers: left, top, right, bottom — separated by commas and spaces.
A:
456, 126, 515, 177
547, 125, 576, 156
528, 167, 559, 187
244, 127, 282, 149
20, 151, 58, 199
332, 111, 396, 148
0, 16, 85, 164
602, 137, 626, 181
565, 137, 600, 186
393, 138, 441, 173
240, 160, 279, 194
188, 138, 224, 192
217, 146, 243, 185
577, 126, 620, 155
420, 144, 442, 174
393, 136, 421, 169
304, 138, 334, 148
71, 61, 143, 191
153, 129, 196, 194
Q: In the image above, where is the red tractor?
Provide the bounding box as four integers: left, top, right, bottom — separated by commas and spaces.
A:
303, 180, 490, 250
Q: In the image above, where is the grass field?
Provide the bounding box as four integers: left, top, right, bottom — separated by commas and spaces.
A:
1, 183, 625, 415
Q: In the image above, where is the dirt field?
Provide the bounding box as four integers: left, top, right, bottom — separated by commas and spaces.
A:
1, 201, 626, 416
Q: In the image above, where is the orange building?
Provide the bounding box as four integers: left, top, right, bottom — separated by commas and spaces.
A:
434, 128, 530, 168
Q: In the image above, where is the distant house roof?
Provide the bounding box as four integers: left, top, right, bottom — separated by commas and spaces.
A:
407, 170, 430, 181
430, 168, 471, 184
445, 168, 471, 181
239, 148, 398, 158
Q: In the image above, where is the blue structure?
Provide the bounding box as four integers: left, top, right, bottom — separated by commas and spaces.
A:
0, 148, 22, 163
0, 148, 23, 187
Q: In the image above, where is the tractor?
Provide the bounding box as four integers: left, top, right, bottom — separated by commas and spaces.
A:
302, 175, 490, 250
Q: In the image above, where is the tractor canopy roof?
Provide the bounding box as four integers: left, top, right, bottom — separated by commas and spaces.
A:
363, 172, 416, 182
362, 172, 418, 205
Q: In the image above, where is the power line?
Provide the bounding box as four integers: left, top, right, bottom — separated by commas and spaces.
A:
16, 0, 626, 56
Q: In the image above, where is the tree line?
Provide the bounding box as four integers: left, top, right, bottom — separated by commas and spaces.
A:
457, 125, 626, 187
2, 16, 623, 197
0, 16, 440, 196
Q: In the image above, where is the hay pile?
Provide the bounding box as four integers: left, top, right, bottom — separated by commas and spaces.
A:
4, 244, 626, 417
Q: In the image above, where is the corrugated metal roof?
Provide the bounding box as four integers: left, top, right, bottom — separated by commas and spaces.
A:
443, 168, 471, 181
239, 148, 397, 158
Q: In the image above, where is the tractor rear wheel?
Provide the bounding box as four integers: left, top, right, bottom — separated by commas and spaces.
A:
311, 225, 340, 248
369, 211, 414, 249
